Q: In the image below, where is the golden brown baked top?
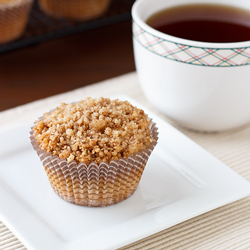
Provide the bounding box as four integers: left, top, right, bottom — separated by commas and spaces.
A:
0, 0, 17, 4
33, 97, 154, 165
0, 0, 28, 6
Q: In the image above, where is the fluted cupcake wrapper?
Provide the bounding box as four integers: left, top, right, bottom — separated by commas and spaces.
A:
30, 119, 158, 207
0, 0, 33, 44
38, 0, 110, 21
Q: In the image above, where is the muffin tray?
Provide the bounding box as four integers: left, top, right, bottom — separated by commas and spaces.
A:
0, 0, 135, 54
0, 96, 250, 250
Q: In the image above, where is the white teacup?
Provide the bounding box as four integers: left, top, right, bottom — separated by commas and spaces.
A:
132, 0, 250, 131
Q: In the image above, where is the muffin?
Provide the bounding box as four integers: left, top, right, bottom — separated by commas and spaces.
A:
30, 97, 158, 207
0, 0, 33, 44
38, 0, 110, 21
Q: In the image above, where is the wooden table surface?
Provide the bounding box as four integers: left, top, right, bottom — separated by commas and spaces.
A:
0, 20, 135, 112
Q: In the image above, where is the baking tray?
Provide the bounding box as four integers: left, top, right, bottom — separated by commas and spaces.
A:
0, 0, 135, 54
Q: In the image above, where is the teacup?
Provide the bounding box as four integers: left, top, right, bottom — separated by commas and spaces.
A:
132, 0, 250, 131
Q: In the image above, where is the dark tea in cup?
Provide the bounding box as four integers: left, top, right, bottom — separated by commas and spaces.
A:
146, 4, 250, 43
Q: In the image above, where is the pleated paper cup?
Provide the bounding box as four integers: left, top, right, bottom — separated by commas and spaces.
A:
38, 0, 110, 21
0, 0, 33, 44
30, 118, 158, 207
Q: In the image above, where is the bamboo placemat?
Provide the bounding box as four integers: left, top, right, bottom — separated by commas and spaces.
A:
1, 72, 250, 250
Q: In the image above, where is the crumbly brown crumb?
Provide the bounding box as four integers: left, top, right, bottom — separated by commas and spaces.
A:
33, 97, 154, 165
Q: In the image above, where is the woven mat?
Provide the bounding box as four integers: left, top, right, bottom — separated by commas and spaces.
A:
1, 72, 250, 250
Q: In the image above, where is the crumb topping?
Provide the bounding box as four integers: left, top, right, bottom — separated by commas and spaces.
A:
33, 97, 154, 165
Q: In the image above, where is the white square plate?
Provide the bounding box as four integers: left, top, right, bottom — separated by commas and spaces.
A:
1, 95, 250, 250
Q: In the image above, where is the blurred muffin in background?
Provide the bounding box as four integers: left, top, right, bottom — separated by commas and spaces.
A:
0, 0, 33, 44
38, 0, 111, 21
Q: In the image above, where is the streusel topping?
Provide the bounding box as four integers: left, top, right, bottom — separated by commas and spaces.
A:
33, 97, 154, 165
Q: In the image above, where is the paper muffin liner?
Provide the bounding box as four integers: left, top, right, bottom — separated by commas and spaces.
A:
30, 117, 158, 207
0, 0, 33, 44
38, 0, 110, 21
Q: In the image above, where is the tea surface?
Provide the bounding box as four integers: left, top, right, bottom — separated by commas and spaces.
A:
147, 4, 250, 43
